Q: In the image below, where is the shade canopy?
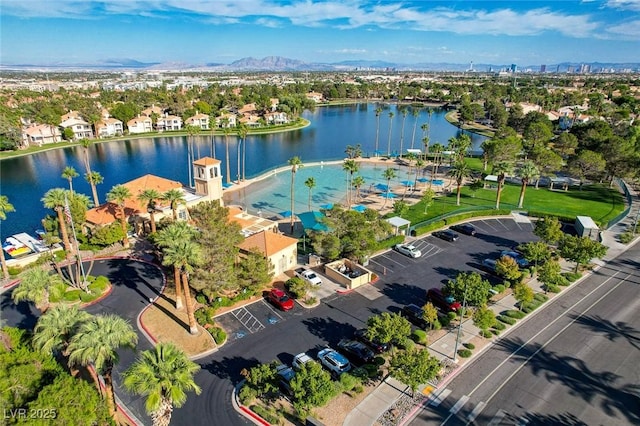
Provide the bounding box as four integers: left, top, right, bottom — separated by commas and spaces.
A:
298, 211, 328, 231
380, 192, 397, 199
320, 203, 334, 209
279, 210, 292, 218
374, 183, 390, 191
351, 205, 367, 212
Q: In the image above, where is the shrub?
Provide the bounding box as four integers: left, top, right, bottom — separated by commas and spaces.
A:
7, 266, 22, 277
194, 308, 211, 326
505, 310, 526, 319
492, 321, 506, 331
440, 315, 451, 327
49, 282, 68, 303
195, 292, 208, 304
497, 315, 516, 325
63, 289, 82, 302
447, 311, 458, 321
250, 405, 280, 425
491, 329, 501, 336
399, 338, 415, 351
285, 277, 308, 299
480, 329, 493, 338
562, 272, 582, 283
493, 284, 505, 294
353, 384, 364, 394
457, 349, 472, 358
534, 293, 549, 303
211, 296, 233, 309
376, 235, 405, 250
303, 296, 317, 305
544, 283, 560, 293
464, 342, 475, 350
412, 329, 428, 345
211, 327, 227, 344
619, 231, 635, 244
432, 319, 442, 330
88, 276, 109, 292
339, 373, 360, 392
80, 291, 99, 303
238, 386, 257, 405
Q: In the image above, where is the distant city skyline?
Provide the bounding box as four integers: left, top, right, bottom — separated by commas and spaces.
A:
2, 0, 639, 66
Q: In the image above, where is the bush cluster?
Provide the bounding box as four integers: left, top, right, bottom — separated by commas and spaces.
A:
619, 231, 636, 244
497, 315, 516, 325
505, 310, 526, 319
492, 321, 506, 331
457, 349, 472, 358
250, 405, 281, 425
562, 272, 582, 283
463, 342, 475, 350
411, 329, 428, 345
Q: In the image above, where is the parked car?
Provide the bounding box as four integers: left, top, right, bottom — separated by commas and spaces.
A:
295, 267, 323, 285
292, 352, 314, 371
354, 328, 390, 353
401, 304, 429, 329
481, 258, 498, 273
275, 364, 295, 396
433, 229, 459, 242
427, 288, 461, 313
500, 250, 531, 268
450, 223, 477, 236
317, 348, 352, 377
393, 243, 422, 258
337, 339, 375, 365
267, 288, 294, 311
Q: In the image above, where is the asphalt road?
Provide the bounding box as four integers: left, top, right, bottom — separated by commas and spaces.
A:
407, 242, 640, 426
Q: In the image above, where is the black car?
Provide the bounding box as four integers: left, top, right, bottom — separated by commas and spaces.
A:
354, 329, 390, 353
450, 223, 476, 236
433, 229, 459, 242
401, 304, 429, 329
337, 339, 376, 365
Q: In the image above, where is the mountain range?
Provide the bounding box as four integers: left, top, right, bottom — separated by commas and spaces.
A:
2, 56, 639, 73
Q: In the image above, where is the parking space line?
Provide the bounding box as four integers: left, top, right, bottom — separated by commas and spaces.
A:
480, 220, 499, 231
367, 259, 394, 274
496, 219, 511, 230
263, 300, 284, 320
232, 307, 264, 333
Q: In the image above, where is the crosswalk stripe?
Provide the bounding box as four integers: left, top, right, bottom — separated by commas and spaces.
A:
466, 402, 486, 422
487, 409, 507, 426
429, 388, 451, 407
449, 395, 469, 414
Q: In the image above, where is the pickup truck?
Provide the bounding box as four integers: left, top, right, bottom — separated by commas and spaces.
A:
295, 267, 323, 286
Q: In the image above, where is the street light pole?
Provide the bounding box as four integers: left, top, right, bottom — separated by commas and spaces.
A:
453, 282, 468, 362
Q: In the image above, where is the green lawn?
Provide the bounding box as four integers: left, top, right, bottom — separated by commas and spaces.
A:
402, 182, 625, 228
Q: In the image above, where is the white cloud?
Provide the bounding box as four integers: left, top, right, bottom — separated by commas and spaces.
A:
604, 0, 640, 11
606, 19, 640, 38
334, 48, 367, 54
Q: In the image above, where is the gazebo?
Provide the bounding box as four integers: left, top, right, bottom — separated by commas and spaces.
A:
386, 216, 411, 236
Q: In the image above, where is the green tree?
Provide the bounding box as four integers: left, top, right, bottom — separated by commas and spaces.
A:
473, 305, 496, 333
513, 282, 534, 311
399, 107, 408, 157
421, 188, 436, 214
138, 189, 162, 234
61, 166, 79, 192
106, 184, 132, 248
382, 167, 397, 208
32, 305, 92, 356
12, 268, 64, 313
386, 111, 394, 156
517, 241, 551, 267
352, 175, 365, 204
288, 156, 303, 233
537, 259, 567, 290
236, 249, 274, 293
345, 143, 362, 159
236, 123, 249, 181
289, 360, 335, 414
447, 160, 471, 206
343, 159, 359, 207
533, 216, 564, 245
558, 234, 608, 273
85, 171, 104, 207
304, 177, 316, 211
516, 160, 540, 208
365, 312, 412, 349
422, 302, 439, 330
492, 160, 514, 209
162, 188, 186, 221
553, 132, 578, 159
42, 188, 72, 253
374, 107, 382, 156
68, 314, 138, 417
444, 271, 491, 307
0, 195, 15, 279
495, 255, 522, 285
389, 348, 441, 395
122, 343, 202, 426
568, 150, 606, 188
155, 221, 197, 310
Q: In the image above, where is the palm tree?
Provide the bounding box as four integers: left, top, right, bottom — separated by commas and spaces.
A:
414, 158, 425, 188
42, 188, 72, 253
447, 161, 471, 206
236, 123, 248, 181
61, 166, 79, 192
33, 305, 92, 356
288, 156, 303, 234
399, 107, 408, 158
304, 177, 316, 211
493, 161, 514, 209
138, 189, 162, 234
0, 195, 15, 279
155, 222, 195, 310
352, 175, 365, 204
410, 108, 420, 149
517, 160, 540, 208
122, 343, 202, 426
185, 125, 201, 188
107, 184, 132, 249
68, 314, 138, 416
342, 159, 359, 207
162, 239, 203, 334
430, 143, 445, 189
420, 123, 429, 159
222, 120, 232, 184
79, 138, 98, 200
162, 188, 186, 221
85, 171, 103, 206
12, 267, 63, 313
374, 106, 382, 156
386, 111, 394, 156
382, 168, 397, 208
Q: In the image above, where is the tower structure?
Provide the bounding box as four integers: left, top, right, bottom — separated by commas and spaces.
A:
193, 157, 223, 204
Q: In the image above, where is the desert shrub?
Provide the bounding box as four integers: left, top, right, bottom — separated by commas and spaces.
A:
480, 329, 493, 338
492, 321, 506, 331
88, 276, 109, 292
522, 300, 543, 314
194, 308, 210, 326
497, 315, 516, 325
353, 384, 364, 394
412, 329, 428, 345
562, 272, 582, 283
432, 319, 442, 330
447, 311, 458, 321
48, 282, 68, 303
399, 338, 415, 351
238, 385, 257, 405
534, 293, 549, 302
303, 296, 317, 305
195, 293, 208, 304
464, 342, 475, 350
544, 283, 560, 293
619, 231, 635, 244
63, 289, 82, 302
80, 291, 99, 303
339, 373, 360, 392
7, 266, 22, 276
251, 405, 280, 425
457, 349, 472, 358
210, 327, 227, 344
491, 329, 501, 336
505, 310, 526, 319
493, 284, 505, 294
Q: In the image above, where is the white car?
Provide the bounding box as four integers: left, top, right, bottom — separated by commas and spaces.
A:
393, 243, 422, 258
317, 348, 351, 377
295, 267, 323, 285
292, 352, 314, 370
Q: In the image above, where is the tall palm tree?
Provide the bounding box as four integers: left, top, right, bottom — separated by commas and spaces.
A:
352, 175, 365, 204
430, 143, 445, 189
68, 314, 138, 416
304, 177, 316, 211
374, 107, 382, 156
79, 138, 97, 200
342, 159, 359, 207
236, 123, 248, 181
386, 111, 394, 156
162, 239, 203, 334
0, 195, 15, 279
155, 222, 195, 310
399, 107, 408, 158
382, 168, 397, 208
493, 161, 514, 209
85, 171, 103, 206
288, 156, 303, 234
222, 120, 232, 184
420, 123, 429, 159
122, 343, 201, 426
138, 189, 162, 234
42, 188, 72, 253
107, 184, 132, 249
414, 158, 425, 188
517, 160, 540, 208
162, 188, 186, 221
33, 305, 92, 356
11, 267, 64, 313
185, 125, 201, 188
61, 166, 79, 192
410, 108, 420, 149
447, 161, 471, 206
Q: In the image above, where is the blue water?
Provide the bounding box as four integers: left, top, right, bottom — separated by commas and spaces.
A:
0, 103, 485, 239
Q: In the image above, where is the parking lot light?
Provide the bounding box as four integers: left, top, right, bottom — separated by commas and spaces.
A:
452, 282, 468, 362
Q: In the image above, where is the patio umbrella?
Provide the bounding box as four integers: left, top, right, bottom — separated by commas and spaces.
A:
320, 203, 334, 210
417, 177, 430, 183
380, 192, 397, 199
298, 211, 328, 232
351, 205, 367, 213
401, 180, 414, 187
432, 179, 445, 185
374, 183, 389, 192
279, 210, 292, 218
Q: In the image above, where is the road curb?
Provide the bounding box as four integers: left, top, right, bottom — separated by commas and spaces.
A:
231, 380, 271, 426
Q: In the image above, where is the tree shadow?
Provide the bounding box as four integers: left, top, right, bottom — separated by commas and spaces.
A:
0, 291, 40, 330
569, 313, 640, 351
380, 282, 426, 306
202, 354, 257, 384
474, 233, 522, 249
301, 316, 357, 347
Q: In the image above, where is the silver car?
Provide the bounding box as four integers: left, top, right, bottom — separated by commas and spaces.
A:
394, 243, 422, 258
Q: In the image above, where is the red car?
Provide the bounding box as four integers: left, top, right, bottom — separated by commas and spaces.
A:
268, 288, 294, 311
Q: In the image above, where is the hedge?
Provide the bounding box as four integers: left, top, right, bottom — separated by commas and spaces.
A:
562, 272, 583, 283
534, 293, 549, 303
412, 329, 428, 345
250, 405, 280, 425
492, 321, 506, 331
377, 235, 405, 250
464, 342, 475, 350
497, 315, 516, 325
457, 349, 472, 358
505, 310, 526, 319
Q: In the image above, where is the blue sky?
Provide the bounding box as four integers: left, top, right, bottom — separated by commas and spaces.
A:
2, 0, 639, 66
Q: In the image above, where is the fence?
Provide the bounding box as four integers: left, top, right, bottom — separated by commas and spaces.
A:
606, 178, 634, 229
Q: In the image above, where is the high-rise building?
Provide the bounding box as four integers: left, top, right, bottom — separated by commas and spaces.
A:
510, 64, 517, 73
540, 64, 546, 73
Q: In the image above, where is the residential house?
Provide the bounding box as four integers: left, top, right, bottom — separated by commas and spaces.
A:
95, 117, 124, 138
239, 114, 261, 128
238, 103, 258, 116
215, 112, 237, 128
141, 105, 165, 118
306, 92, 324, 103
127, 116, 153, 134
59, 117, 94, 140
264, 111, 288, 125
237, 230, 298, 277
269, 98, 279, 111
185, 112, 210, 130
61, 110, 82, 122
23, 124, 62, 146
156, 113, 183, 131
